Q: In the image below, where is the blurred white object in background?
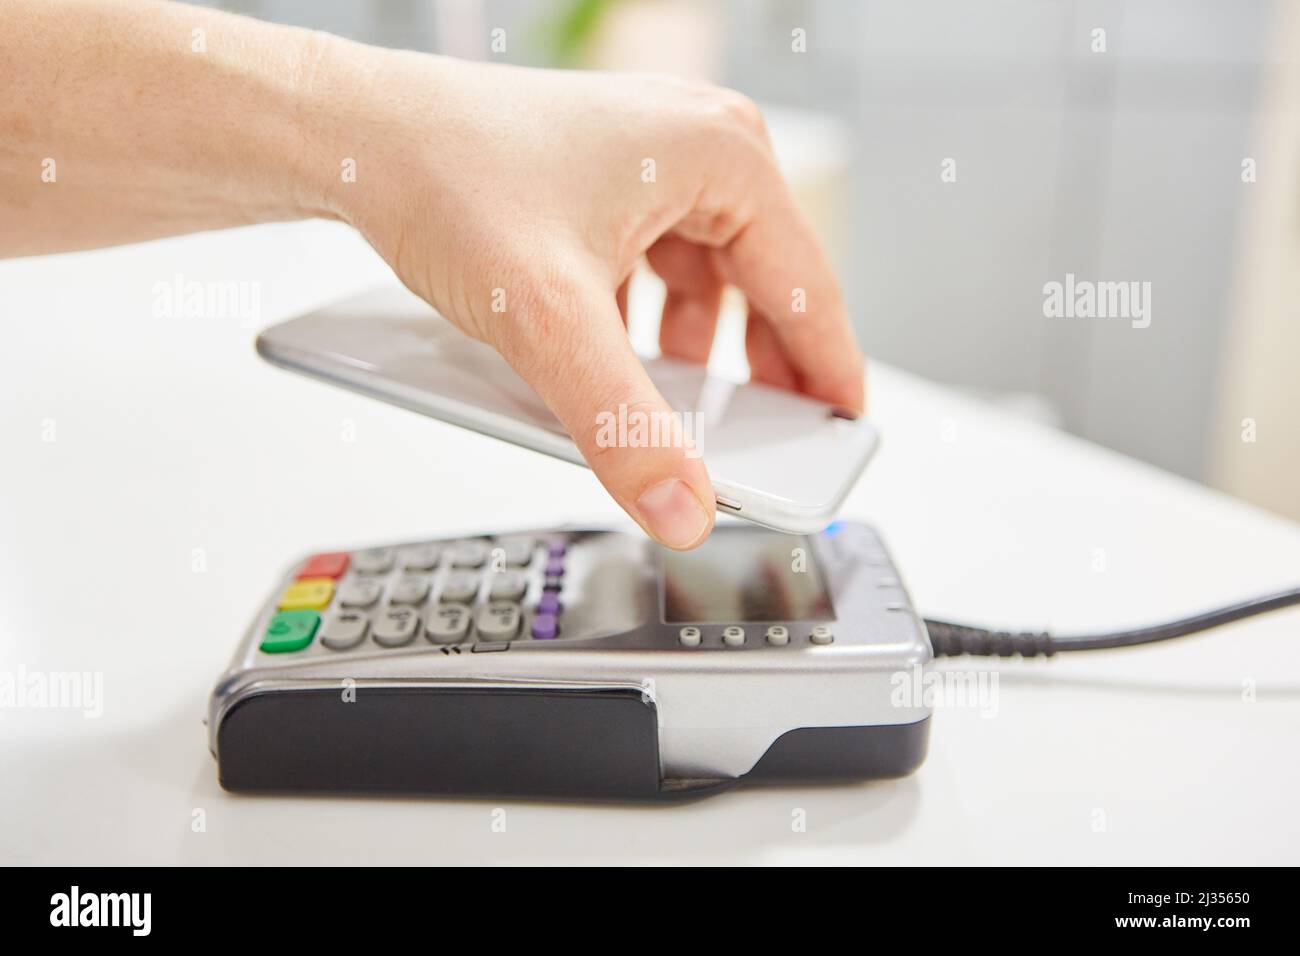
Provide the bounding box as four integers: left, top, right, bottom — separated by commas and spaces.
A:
1209, 0, 1300, 520
432, 0, 489, 60
584, 0, 723, 79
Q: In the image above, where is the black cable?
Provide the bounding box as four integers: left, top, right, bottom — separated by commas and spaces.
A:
925, 584, 1300, 658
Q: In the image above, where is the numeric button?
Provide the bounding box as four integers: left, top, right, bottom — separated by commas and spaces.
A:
722, 626, 746, 647
492, 537, 535, 568
678, 626, 701, 647
321, 611, 369, 650
353, 548, 395, 574
425, 604, 471, 644
765, 625, 790, 646
373, 606, 420, 647
338, 579, 383, 608
389, 576, 431, 604
475, 601, 521, 642
810, 625, 834, 645
488, 571, 528, 601
440, 571, 480, 603
448, 541, 488, 568
400, 544, 441, 571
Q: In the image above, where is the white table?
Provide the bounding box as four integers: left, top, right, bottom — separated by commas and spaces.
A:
3, 221, 1298, 865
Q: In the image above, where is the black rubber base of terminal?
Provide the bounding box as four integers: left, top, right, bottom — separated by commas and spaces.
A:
217, 686, 930, 802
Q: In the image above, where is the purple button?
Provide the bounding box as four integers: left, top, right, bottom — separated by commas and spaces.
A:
547, 540, 568, 558
544, 559, 565, 577
538, 593, 562, 616
543, 576, 563, 592
531, 613, 559, 640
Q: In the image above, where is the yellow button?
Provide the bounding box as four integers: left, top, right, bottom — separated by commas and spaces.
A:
278, 577, 335, 611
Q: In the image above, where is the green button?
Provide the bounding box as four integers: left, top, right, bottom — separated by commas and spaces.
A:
260, 610, 320, 653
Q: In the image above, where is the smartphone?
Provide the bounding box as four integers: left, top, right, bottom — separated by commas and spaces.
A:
255, 285, 878, 533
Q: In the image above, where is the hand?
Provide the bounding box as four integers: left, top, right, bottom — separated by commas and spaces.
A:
302, 46, 865, 549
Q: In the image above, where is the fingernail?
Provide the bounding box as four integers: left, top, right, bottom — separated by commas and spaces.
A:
636, 478, 711, 549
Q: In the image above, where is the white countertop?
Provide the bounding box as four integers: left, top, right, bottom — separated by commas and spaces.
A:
2, 220, 1298, 865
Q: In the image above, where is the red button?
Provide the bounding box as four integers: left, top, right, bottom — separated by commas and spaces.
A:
297, 552, 350, 580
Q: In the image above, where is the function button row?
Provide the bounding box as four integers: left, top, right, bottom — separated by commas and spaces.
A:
676, 625, 834, 647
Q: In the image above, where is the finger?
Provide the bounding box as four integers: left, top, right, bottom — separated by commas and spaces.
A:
488, 272, 716, 550
744, 306, 800, 391
646, 235, 723, 364
709, 168, 866, 414
615, 275, 630, 326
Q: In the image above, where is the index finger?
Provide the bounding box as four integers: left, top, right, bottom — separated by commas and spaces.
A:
710, 168, 865, 414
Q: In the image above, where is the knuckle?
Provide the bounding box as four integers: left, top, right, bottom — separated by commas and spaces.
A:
685, 86, 769, 146
712, 89, 768, 139
666, 82, 769, 150
675, 201, 748, 247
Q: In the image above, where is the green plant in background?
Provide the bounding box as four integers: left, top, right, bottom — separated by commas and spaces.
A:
536, 0, 621, 66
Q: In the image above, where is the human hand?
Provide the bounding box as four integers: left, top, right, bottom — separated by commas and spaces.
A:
302, 45, 866, 548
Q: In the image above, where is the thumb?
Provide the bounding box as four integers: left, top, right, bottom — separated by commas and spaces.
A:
492, 278, 716, 550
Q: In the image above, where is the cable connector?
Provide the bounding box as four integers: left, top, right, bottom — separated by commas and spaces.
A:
925, 620, 1054, 658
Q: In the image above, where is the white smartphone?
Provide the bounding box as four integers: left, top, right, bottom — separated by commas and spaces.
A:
255, 285, 878, 533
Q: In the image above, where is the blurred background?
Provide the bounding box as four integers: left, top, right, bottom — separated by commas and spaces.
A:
198, 0, 1300, 520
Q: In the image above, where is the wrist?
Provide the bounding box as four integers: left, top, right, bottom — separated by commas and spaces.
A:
278, 29, 370, 223
286, 35, 437, 228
